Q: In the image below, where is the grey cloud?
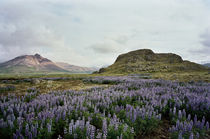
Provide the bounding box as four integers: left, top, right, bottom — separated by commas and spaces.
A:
95, 34, 136, 53
200, 29, 210, 48
0, 2, 65, 47
89, 41, 123, 54
0, 25, 65, 48
0, 1, 69, 61
1, 0, 210, 66
90, 43, 117, 54
0, 1, 91, 66
112, 35, 130, 45
187, 28, 210, 63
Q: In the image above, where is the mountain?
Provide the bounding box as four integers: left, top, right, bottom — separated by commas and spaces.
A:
0, 54, 68, 74
97, 49, 208, 74
0, 54, 98, 74
56, 62, 98, 73
203, 63, 210, 67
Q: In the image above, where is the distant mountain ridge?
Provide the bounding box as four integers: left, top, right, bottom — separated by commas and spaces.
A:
97, 49, 208, 74
203, 63, 210, 68
56, 62, 98, 73
0, 54, 97, 74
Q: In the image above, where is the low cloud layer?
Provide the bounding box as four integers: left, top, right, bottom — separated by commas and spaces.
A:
0, 1, 85, 65
0, 0, 210, 66
90, 43, 118, 54
200, 28, 210, 48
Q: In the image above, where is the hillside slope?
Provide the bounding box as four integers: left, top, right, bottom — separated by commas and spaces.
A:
56, 62, 98, 73
0, 54, 67, 74
98, 49, 207, 74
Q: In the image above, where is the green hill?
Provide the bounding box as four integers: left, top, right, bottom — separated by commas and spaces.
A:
97, 49, 208, 74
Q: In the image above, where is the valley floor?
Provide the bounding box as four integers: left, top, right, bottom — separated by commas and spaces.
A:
0, 74, 210, 139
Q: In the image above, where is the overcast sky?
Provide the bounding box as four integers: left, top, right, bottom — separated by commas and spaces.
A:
0, 0, 210, 67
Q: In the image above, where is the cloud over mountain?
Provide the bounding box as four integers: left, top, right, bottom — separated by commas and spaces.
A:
1, 0, 210, 66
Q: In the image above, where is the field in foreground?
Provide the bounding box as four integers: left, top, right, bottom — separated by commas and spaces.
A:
0, 76, 210, 139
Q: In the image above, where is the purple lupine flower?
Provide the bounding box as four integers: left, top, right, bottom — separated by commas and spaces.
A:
187, 114, 191, 121
33, 127, 37, 138
130, 127, 134, 134
178, 132, 183, 139
96, 132, 102, 139
187, 122, 193, 132
189, 132, 193, 139
47, 123, 51, 133
8, 120, 14, 129
0, 75, 209, 139
206, 121, 209, 130
158, 114, 161, 120
16, 129, 21, 137
25, 123, 29, 136
178, 110, 182, 119
196, 132, 199, 138
90, 126, 95, 139
123, 124, 128, 132
103, 134, 107, 139
13, 133, 17, 139
28, 132, 32, 139
115, 123, 118, 131
194, 115, 197, 124
102, 119, 107, 136
120, 134, 123, 139
19, 134, 24, 139
182, 109, 186, 118
68, 123, 72, 134
202, 116, 205, 123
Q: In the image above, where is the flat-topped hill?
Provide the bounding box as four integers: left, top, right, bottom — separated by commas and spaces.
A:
98, 49, 207, 74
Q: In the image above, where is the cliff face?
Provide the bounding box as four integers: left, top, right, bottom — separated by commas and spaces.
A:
98, 49, 207, 74
114, 49, 183, 64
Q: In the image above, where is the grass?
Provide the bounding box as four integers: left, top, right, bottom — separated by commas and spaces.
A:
0, 73, 95, 79
0, 77, 109, 95
97, 71, 210, 82
0, 70, 209, 96
0, 70, 209, 81
0, 72, 209, 138
151, 71, 210, 82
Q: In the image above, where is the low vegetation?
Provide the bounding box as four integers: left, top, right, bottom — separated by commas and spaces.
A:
0, 76, 209, 139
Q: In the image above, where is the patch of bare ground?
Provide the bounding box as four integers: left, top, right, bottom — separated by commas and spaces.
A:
137, 119, 170, 139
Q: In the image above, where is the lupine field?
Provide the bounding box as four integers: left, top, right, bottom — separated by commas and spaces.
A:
0, 76, 210, 139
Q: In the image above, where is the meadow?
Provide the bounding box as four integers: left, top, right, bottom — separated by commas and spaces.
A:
0, 75, 209, 139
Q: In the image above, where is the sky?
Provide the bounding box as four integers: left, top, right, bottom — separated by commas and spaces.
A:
0, 0, 210, 67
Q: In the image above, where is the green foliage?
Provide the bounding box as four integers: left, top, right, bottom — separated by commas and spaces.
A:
117, 110, 127, 121
64, 127, 87, 139
107, 124, 134, 139
90, 114, 103, 129
134, 117, 159, 136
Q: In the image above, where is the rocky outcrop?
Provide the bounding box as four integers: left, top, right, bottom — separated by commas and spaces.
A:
97, 49, 207, 74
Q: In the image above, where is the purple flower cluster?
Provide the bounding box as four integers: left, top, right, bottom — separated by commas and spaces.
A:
0, 76, 209, 138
